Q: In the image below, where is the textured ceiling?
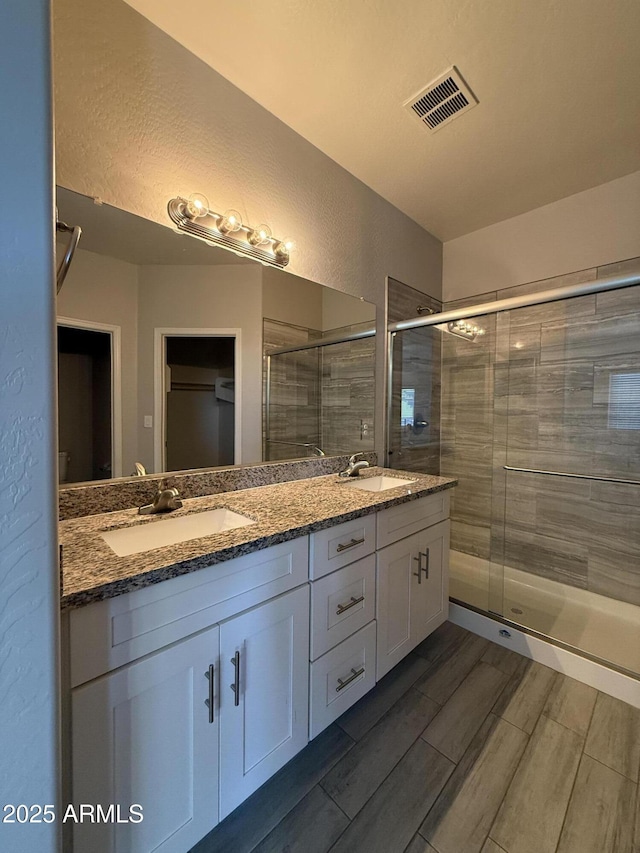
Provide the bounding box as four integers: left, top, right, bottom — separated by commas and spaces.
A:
122, 0, 640, 240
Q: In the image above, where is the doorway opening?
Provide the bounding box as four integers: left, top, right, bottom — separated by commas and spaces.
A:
155, 330, 240, 472
57, 322, 120, 482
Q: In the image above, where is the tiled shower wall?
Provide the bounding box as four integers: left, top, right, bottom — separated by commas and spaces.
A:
263, 319, 375, 460
442, 256, 640, 608
263, 319, 321, 461
319, 331, 375, 457
387, 278, 442, 474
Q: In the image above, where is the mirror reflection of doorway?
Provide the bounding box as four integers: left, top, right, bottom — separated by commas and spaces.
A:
57, 322, 120, 483
161, 334, 237, 472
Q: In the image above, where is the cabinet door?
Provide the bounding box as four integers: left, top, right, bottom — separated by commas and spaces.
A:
376, 521, 450, 681
72, 625, 220, 853
219, 585, 310, 819
412, 520, 450, 646
376, 531, 422, 680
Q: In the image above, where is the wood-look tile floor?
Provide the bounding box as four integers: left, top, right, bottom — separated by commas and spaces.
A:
191, 622, 640, 853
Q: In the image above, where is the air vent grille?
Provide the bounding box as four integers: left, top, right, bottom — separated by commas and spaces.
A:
404, 66, 477, 133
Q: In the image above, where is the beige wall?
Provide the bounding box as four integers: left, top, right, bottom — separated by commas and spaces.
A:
53, 0, 443, 459
137, 264, 263, 469
321, 288, 375, 332
56, 244, 139, 475
262, 267, 323, 330
443, 171, 640, 301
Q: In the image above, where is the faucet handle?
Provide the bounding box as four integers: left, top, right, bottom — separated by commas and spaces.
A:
348, 453, 364, 464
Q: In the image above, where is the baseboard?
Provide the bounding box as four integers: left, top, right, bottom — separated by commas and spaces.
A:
449, 602, 640, 710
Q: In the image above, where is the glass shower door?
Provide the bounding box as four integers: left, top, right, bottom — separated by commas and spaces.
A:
265, 347, 321, 460
387, 326, 441, 474
497, 289, 640, 675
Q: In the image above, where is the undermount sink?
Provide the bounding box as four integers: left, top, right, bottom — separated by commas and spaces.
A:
346, 475, 416, 492
100, 508, 255, 557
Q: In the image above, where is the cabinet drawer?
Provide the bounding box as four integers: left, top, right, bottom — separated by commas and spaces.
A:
310, 554, 375, 660
309, 514, 376, 579
376, 491, 449, 548
309, 621, 376, 739
70, 537, 308, 687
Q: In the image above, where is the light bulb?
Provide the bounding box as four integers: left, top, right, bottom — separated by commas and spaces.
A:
218, 209, 243, 234
185, 193, 209, 219
274, 238, 292, 261
248, 224, 272, 246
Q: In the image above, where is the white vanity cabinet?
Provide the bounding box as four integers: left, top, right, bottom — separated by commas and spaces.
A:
219, 585, 309, 818
67, 484, 453, 853
308, 519, 378, 738
72, 625, 220, 853
68, 538, 310, 853
376, 496, 450, 680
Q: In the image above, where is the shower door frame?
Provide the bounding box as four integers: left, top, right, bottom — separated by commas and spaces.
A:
386, 268, 640, 678
265, 326, 377, 460
386, 268, 640, 467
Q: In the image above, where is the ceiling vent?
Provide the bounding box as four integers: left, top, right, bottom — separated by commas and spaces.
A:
404, 66, 478, 133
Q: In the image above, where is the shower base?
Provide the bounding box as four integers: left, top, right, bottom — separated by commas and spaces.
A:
450, 550, 640, 676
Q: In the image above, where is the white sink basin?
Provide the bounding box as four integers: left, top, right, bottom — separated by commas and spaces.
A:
346, 475, 416, 492
100, 508, 255, 557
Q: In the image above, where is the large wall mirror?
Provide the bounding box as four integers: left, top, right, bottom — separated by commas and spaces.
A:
56, 187, 376, 486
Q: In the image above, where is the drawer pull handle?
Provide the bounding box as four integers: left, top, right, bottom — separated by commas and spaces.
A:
336, 536, 365, 553
413, 554, 422, 584
336, 595, 365, 615
205, 664, 215, 724
336, 666, 365, 692
230, 651, 240, 707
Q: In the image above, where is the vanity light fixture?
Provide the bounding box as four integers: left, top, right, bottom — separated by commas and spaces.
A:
168, 195, 292, 267
447, 319, 486, 341
434, 318, 486, 341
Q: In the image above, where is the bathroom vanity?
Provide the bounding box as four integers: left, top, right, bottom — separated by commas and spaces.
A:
60, 467, 455, 853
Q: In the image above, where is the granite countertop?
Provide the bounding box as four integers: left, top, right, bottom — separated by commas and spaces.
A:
60, 467, 457, 610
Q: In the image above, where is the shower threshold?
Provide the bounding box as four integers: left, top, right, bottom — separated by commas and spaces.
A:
450, 550, 640, 679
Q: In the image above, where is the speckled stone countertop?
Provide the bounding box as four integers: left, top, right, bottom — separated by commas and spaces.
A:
60, 467, 457, 610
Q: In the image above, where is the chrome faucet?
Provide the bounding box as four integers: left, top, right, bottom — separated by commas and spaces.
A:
339, 454, 370, 478
138, 480, 183, 515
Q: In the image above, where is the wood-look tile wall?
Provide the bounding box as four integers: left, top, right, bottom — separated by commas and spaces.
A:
442, 256, 640, 608
387, 278, 442, 474
263, 319, 375, 460
263, 318, 321, 461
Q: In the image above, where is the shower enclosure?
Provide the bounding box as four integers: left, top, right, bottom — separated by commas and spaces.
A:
388, 269, 640, 678
265, 329, 376, 461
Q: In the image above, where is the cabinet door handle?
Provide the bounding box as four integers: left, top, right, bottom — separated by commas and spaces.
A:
230, 651, 240, 707
413, 554, 422, 584
336, 536, 365, 553
422, 548, 430, 579
336, 594, 365, 615
205, 664, 215, 724
336, 666, 365, 692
